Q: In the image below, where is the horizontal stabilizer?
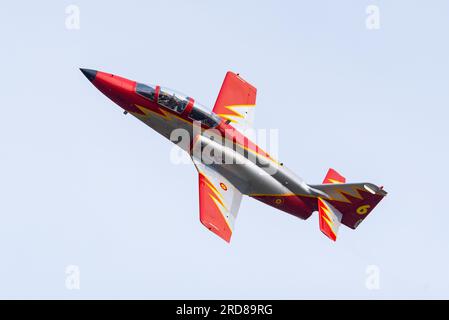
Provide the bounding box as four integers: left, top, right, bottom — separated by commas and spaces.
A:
318, 198, 343, 241
311, 182, 387, 231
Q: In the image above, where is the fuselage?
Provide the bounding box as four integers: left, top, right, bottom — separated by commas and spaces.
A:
82, 69, 321, 219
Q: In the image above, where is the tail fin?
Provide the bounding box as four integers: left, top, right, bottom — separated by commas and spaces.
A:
314, 168, 387, 241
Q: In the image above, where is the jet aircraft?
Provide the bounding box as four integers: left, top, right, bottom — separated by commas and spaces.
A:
81, 68, 387, 242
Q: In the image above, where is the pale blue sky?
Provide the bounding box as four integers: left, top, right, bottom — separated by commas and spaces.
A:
0, 0, 448, 298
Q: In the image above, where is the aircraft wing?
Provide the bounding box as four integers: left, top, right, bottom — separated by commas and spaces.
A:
212, 71, 257, 132
192, 158, 242, 242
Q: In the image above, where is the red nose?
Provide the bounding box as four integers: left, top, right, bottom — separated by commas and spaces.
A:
80, 68, 142, 114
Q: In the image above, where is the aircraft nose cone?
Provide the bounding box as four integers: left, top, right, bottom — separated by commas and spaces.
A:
80, 68, 97, 82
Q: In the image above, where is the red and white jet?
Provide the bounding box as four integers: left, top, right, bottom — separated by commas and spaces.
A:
81, 69, 387, 242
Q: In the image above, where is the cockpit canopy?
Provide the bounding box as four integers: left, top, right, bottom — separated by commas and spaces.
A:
136, 83, 189, 114
136, 82, 222, 128
135, 83, 156, 101
158, 87, 189, 114
188, 101, 222, 128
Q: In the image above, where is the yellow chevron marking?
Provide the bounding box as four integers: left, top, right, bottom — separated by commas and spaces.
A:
251, 186, 373, 203
320, 204, 334, 224
202, 176, 225, 203
322, 214, 334, 230
327, 187, 364, 203
319, 199, 334, 224
319, 202, 336, 234
218, 114, 239, 123
208, 192, 227, 212
218, 104, 255, 124
199, 172, 232, 231
208, 186, 225, 207
133, 104, 192, 125
199, 172, 228, 210
220, 104, 255, 118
